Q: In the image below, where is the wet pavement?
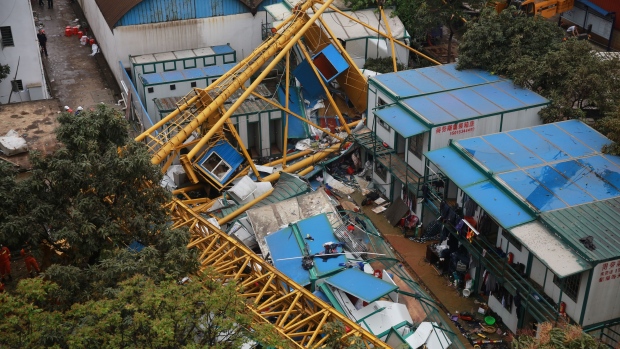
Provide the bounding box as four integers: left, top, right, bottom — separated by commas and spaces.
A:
32, 0, 120, 111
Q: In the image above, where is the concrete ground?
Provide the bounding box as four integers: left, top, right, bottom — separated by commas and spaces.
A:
32, 0, 120, 111
0, 0, 122, 171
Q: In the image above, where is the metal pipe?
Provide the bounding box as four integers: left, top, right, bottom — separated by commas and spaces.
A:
379, 7, 398, 71
283, 51, 291, 169
153, 0, 335, 165
135, 95, 199, 142
217, 188, 275, 225
261, 143, 341, 182
298, 166, 315, 176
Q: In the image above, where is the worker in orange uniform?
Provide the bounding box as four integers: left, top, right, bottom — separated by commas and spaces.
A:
21, 246, 40, 277
0, 244, 12, 282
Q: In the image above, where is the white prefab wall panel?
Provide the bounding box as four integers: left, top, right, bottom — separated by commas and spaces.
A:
500, 107, 543, 131
78, 0, 266, 90
0, 0, 48, 104
583, 260, 620, 327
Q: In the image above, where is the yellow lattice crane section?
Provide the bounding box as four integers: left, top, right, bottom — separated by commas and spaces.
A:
168, 199, 389, 348
134, 0, 444, 346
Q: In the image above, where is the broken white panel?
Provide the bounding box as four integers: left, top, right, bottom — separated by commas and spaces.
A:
325, 173, 355, 195
207, 198, 236, 212
254, 165, 275, 174
206, 217, 221, 229
406, 322, 452, 349
236, 181, 273, 205
0, 130, 28, 156
228, 176, 258, 203
166, 165, 187, 187
228, 217, 258, 250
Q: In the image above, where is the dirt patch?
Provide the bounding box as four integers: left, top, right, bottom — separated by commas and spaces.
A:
10, 114, 21, 119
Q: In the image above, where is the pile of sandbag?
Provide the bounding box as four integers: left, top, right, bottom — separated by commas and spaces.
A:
0, 130, 28, 156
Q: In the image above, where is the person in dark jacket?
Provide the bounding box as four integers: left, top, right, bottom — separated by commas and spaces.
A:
37, 29, 48, 57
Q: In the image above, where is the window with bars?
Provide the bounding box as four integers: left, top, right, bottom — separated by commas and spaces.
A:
553, 273, 581, 302
1, 26, 14, 47
11, 80, 23, 92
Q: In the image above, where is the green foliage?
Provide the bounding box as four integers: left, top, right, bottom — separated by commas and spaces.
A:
512, 322, 607, 349
0, 104, 199, 306
322, 321, 366, 349
0, 64, 9, 84
457, 7, 620, 145
457, 7, 564, 75
363, 57, 406, 73
0, 272, 289, 349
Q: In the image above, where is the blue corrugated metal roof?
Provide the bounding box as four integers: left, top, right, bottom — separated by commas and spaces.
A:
577, 0, 612, 16
372, 63, 500, 99
117, 0, 282, 26
454, 121, 619, 213
374, 105, 428, 138
324, 268, 398, 303
211, 44, 235, 55
277, 87, 309, 139
266, 213, 346, 286
400, 80, 548, 126
141, 63, 236, 84
425, 146, 536, 228
196, 140, 244, 184
161, 70, 185, 81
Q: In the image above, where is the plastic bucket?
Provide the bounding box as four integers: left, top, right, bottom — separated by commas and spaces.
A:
462, 288, 471, 297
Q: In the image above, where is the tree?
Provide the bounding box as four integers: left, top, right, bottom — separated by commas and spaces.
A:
457, 7, 620, 133
345, 0, 482, 63
512, 322, 608, 349
0, 64, 9, 84
457, 7, 564, 75
0, 273, 289, 349
0, 105, 199, 306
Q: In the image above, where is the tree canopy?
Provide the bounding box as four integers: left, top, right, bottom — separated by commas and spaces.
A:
0, 105, 199, 305
0, 273, 289, 349
457, 7, 620, 154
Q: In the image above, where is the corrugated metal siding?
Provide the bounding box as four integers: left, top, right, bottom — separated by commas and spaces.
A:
587, 0, 620, 29
540, 198, 620, 263
118, 0, 197, 26
117, 0, 280, 26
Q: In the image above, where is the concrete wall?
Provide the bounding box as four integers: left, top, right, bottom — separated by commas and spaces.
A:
78, 0, 267, 91
0, 0, 48, 103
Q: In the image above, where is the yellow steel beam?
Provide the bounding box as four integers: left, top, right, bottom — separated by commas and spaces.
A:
379, 6, 399, 72
149, 0, 335, 166
167, 199, 389, 348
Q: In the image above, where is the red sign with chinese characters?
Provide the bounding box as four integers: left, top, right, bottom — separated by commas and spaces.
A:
598, 259, 620, 283
435, 120, 476, 136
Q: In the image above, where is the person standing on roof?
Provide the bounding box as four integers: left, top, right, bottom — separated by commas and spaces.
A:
21, 246, 41, 278
0, 244, 12, 283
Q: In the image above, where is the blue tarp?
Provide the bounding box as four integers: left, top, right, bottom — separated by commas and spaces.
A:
324, 268, 398, 303
277, 87, 309, 139
265, 214, 346, 286
374, 105, 429, 138
196, 140, 244, 184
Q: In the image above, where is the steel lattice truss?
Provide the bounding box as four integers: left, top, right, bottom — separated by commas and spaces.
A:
168, 199, 389, 348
